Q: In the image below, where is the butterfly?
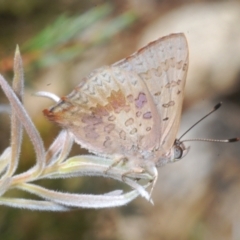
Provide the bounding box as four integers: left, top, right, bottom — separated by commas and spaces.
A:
43, 33, 189, 191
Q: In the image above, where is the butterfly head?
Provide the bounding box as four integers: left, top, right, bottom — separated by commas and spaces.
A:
170, 139, 189, 163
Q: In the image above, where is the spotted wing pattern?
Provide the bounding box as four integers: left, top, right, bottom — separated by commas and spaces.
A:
44, 66, 161, 159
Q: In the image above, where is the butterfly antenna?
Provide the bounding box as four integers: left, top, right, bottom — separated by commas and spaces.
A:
178, 102, 220, 140
182, 137, 240, 143
178, 102, 240, 143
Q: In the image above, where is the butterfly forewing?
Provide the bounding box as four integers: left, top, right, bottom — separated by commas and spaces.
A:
44, 66, 161, 158
113, 33, 188, 153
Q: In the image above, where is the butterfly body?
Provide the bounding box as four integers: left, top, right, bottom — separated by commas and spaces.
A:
43, 33, 189, 181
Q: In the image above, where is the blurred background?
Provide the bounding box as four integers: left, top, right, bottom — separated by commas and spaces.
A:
0, 0, 240, 239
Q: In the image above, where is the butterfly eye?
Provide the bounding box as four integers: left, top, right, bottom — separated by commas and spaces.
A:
173, 145, 183, 159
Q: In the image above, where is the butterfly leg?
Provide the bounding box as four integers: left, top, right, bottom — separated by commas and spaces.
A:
120, 167, 154, 202
121, 166, 158, 199
149, 168, 158, 198
104, 157, 128, 174
121, 167, 144, 181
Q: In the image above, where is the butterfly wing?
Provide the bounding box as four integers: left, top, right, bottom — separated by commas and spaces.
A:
43, 65, 162, 159
113, 33, 189, 154
43, 33, 188, 165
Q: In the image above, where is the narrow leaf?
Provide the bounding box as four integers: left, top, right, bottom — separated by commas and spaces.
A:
0, 197, 69, 211
0, 75, 45, 178
45, 130, 74, 165
0, 147, 11, 176
6, 46, 24, 177
0, 177, 11, 196
42, 155, 152, 200
18, 183, 141, 208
